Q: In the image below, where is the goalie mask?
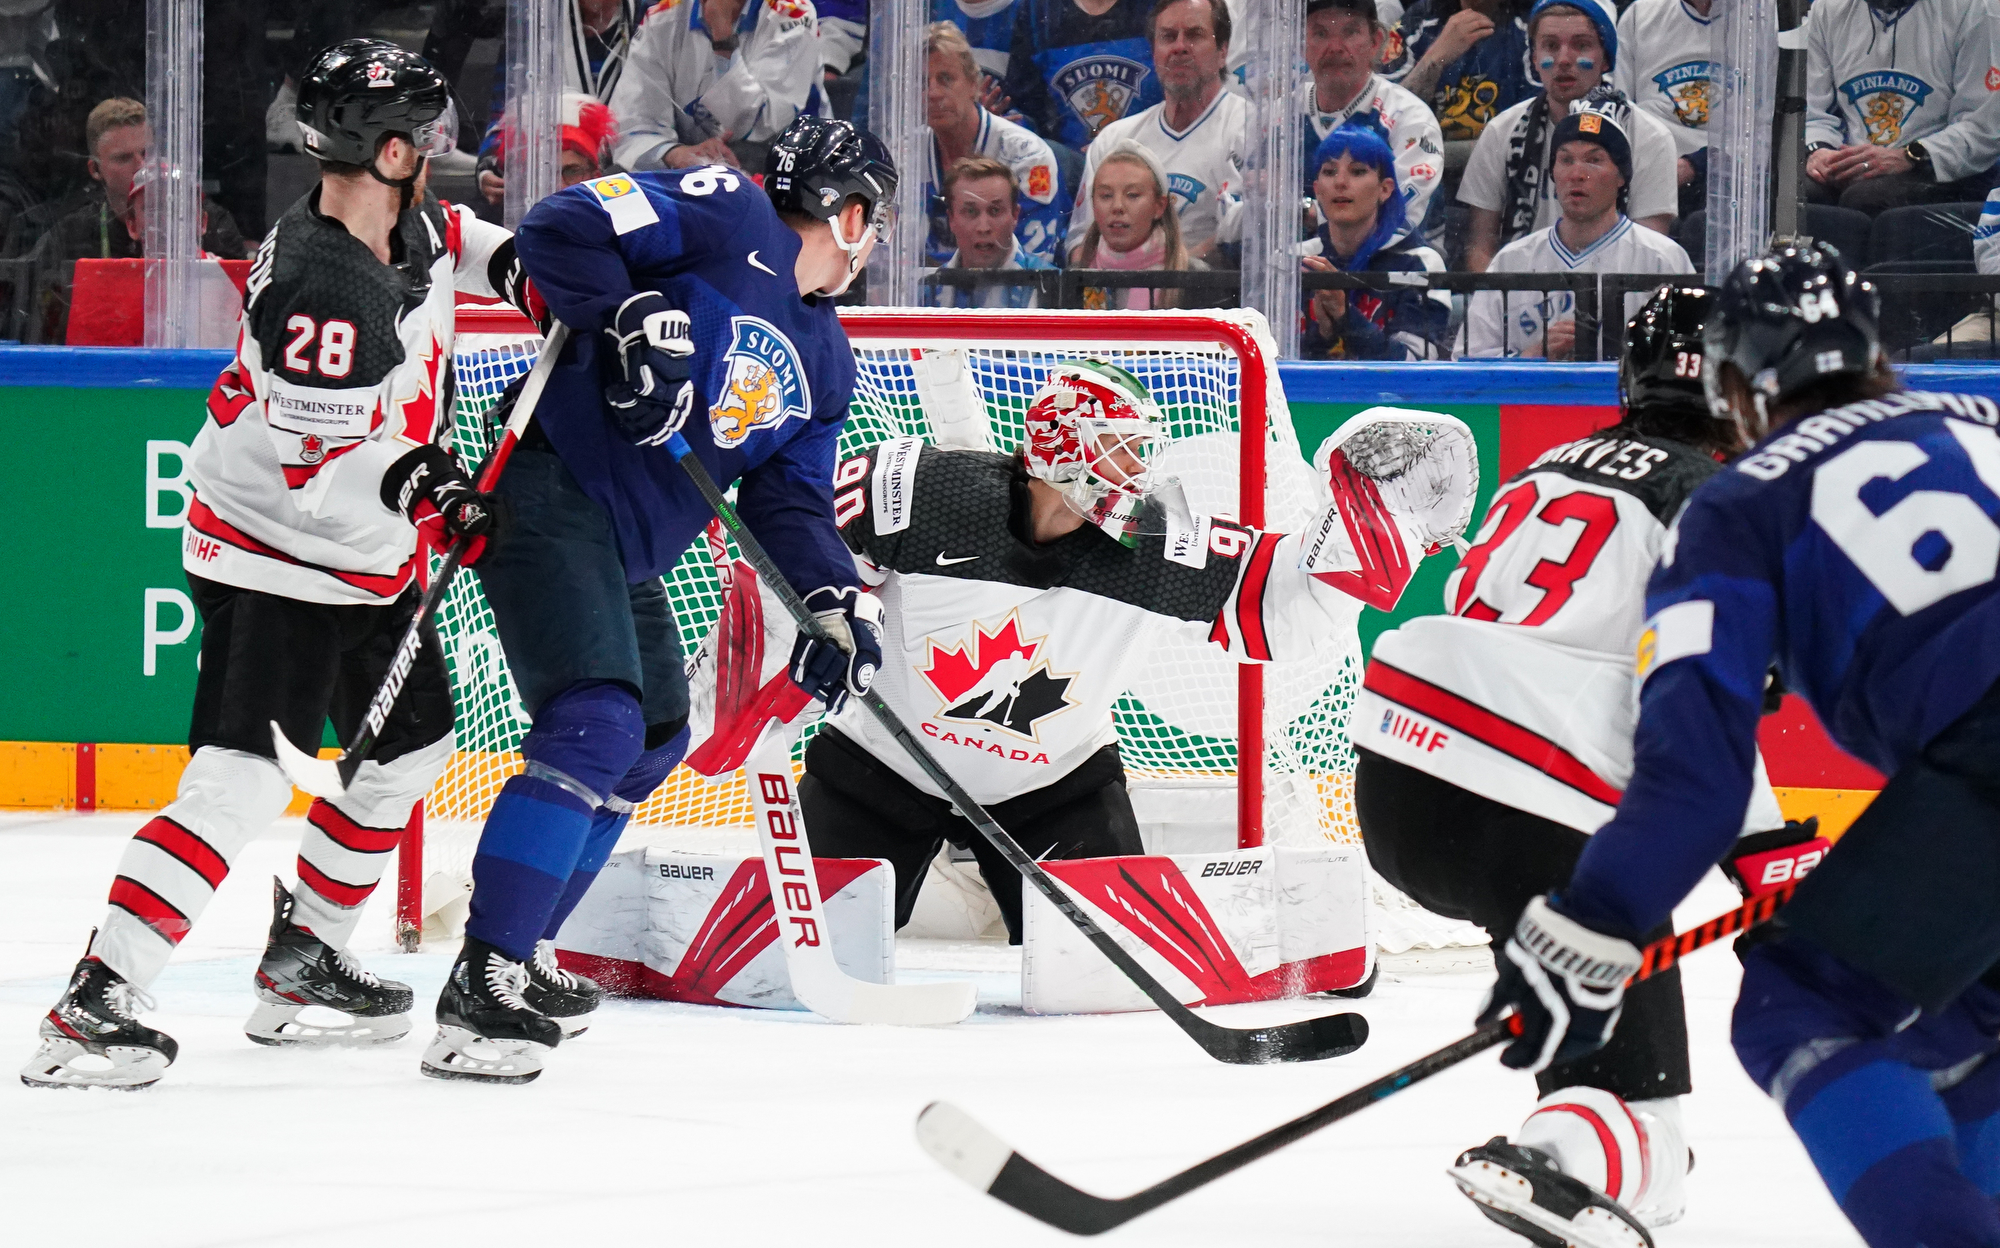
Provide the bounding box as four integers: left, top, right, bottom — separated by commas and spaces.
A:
1022, 361, 1167, 546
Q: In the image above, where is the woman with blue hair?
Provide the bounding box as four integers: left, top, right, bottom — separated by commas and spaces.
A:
1300, 123, 1452, 360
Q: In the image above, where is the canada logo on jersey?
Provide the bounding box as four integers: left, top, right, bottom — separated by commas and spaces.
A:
366, 63, 394, 88
1653, 61, 1715, 127
709, 316, 812, 448
920, 613, 1077, 741
299, 433, 326, 464
1053, 57, 1152, 137
1839, 71, 1934, 145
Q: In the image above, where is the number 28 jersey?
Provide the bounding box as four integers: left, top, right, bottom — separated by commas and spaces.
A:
1355, 425, 1733, 832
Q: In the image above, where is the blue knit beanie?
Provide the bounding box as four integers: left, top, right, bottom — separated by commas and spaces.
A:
1527, 0, 1617, 73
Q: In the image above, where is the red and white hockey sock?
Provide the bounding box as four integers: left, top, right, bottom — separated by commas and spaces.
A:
95, 746, 295, 987
289, 734, 453, 949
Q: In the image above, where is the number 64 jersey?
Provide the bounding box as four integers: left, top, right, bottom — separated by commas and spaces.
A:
1356, 422, 1783, 833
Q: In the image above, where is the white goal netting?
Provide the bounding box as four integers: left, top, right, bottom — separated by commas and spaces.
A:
414, 308, 1402, 942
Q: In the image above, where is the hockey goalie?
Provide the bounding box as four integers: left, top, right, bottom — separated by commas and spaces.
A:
683, 360, 1479, 942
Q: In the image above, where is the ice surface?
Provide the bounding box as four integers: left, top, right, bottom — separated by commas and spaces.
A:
0, 813, 1861, 1246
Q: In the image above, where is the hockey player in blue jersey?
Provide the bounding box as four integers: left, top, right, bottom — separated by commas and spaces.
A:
1476, 240, 2000, 1248
421, 116, 898, 1083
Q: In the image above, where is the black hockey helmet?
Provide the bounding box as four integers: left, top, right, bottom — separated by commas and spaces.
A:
764, 115, 899, 238
1703, 238, 1880, 421
296, 39, 457, 168
1620, 285, 1714, 439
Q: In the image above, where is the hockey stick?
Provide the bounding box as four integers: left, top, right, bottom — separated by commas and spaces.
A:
663, 430, 1367, 1066
745, 717, 980, 1025
273, 322, 572, 799
916, 883, 1799, 1235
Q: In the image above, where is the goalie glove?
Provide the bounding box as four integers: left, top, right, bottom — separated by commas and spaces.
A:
382, 443, 500, 565
1722, 818, 1830, 899
788, 586, 884, 715
1479, 895, 1642, 1075
1301, 408, 1479, 610
603, 291, 696, 447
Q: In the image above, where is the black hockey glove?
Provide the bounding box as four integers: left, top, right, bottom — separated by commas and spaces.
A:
1478, 895, 1642, 1075
1722, 818, 1830, 900
603, 291, 696, 448
788, 586, 884, 715
382, 443, 500, 566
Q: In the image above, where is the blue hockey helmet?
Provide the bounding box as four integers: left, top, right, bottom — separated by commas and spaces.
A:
1702, 239, 1881, 430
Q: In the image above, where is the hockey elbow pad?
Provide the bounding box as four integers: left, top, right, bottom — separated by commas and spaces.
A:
1721, 818, 1830, 899
487, 238, 550, 333
382, 443, 501, 566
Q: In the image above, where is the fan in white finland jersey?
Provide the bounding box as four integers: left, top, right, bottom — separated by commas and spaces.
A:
679, 361, 1479, 942
1460, 99, 1694, 359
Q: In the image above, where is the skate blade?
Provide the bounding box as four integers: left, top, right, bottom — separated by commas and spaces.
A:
1450, 1161, 1651, 1248
419, 1025, 550, 1084
244, 997, 411, 1047
19, 1036, 167, 1090
555, 1014, 592, 1039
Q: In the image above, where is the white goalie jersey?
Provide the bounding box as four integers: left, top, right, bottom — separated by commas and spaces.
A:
1357, 426, 1783, 833
682, 410, 1479, 808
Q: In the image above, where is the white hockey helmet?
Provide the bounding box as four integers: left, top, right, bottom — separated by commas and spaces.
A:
1021, 360, 1166, 544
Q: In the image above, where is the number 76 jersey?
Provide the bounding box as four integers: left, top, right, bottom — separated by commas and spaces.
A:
1356, 425, 1728, 832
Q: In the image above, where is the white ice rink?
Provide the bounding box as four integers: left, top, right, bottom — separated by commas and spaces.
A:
0, 812, 1862, 1248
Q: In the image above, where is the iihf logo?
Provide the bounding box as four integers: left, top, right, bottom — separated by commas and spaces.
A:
299, 433, 326, 464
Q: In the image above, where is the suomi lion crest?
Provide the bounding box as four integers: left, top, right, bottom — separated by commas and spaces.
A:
709, 316, 812, 448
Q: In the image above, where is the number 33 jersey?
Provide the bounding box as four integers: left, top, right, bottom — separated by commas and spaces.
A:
1570, 392, 2000, 938
184, 192, 516, 605
1356, 424, 1748, 833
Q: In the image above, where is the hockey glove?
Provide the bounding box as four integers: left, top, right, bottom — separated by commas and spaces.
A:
603, 291, 696, 448
1722, 818, 1830, 900
788, 586, 884, 715
1478, 895, 1642, 1075
382, 443, 500, 566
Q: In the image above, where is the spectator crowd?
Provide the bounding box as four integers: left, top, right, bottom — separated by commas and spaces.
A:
5, 0, 2000, 356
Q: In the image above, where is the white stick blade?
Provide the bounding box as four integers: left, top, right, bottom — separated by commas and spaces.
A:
915, 1102, 1016, 1193
801, 977, 979, 1027
270, 721, 345, 799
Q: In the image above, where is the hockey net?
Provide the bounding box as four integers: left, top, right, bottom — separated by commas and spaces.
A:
411, 307, 1395, 945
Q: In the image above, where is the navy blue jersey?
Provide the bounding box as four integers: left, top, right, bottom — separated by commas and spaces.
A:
1562, 391, 2000, 939
512, 168, 860, 598
1382, 0, 1535, 142
935, 0, 1024, 91
1003, 0, 1161, 148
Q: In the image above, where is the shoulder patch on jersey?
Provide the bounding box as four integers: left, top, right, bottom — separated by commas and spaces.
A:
871, 436, 923, 536
711, 316, 813, 448
765, 0, 815, 25
1635, 599, 1714, 685
1026, 164, 1054, 201
1163, 507, 1212, 569
585, 174, 660, 235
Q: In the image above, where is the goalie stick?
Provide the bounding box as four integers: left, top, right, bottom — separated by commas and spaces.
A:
273, 322, 571, 799
915, 883, 1799, 1235
662, 430, 1368, 1066
745, 716, 980, 1025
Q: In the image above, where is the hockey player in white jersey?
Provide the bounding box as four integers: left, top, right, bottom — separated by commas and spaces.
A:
1358, 287, 1826, 1244
790, 362, 1477, 939
1803, 0, 2000, 214
1461, 100, 1694, 358
20, 41, 541, 1090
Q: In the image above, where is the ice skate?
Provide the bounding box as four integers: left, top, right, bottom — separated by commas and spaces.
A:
21, 950, 178, 1090
1449, 1136, 1654, 1248
246, 879, 412, 1046
421, 936, 562, 1084
524, 939, 602, 1038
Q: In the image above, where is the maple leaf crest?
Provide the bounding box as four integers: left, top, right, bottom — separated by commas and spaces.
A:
919, 613, 1076, 741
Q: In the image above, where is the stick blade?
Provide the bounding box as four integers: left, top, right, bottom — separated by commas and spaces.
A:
808, 977, 978, 1027
916, 1102, 1135, 1236
270, 721, 346, 799
1201, 1007, 1370, 1065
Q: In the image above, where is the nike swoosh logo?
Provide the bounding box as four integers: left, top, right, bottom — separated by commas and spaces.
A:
935, 553, 980, 566
747, 250, 777, 275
